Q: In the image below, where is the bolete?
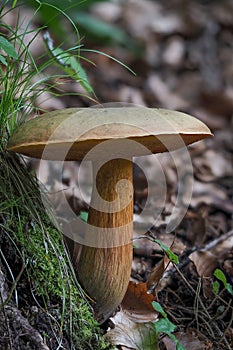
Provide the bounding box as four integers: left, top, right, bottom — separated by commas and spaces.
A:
7, 107, 212, 322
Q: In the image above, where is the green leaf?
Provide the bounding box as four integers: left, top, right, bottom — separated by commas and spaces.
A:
0, 54, 7, 65
154, 318, 176, 334
154, 239, 179, 264
154, 319, 186, 350
72, 11, 135, 48
12, 0, 18, 8
214, 269, 227, 284
214, 268, 233, 295
226, 283, 233, 296
27, 0, 106, 12
176, 342, 186, 350
44, 31, 93, 93
213, 280, 220, 295
152, 301, 167, 318
0, 36, 18, 59
79, 211, 88, 223
152, 301, 187, 350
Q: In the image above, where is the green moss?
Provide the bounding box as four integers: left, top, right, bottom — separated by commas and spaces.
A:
24, 223, 111, 349
0, 152, 112, 349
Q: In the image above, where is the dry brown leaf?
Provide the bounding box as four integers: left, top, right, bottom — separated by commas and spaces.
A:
186, 215, 207, 247
146, 257, 165, 291
202, 277, 215, 300
161, 329, 213, 350
123, 0, 160, 40
162, 36, 185, 68
192, 108, 227, 130
121, 282, 157, 323
189, 251, 219, 277
210, 232, 233, 256
223, 257, 233, 277
190, 181, 233, 213
107, 310, 158, 350
91, 2, 122, 23
193, 149, 233, 182
147, 74, 188, 110
118, 86, 146, 106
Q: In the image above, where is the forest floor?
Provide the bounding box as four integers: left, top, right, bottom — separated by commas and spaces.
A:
0, 1, 233, 349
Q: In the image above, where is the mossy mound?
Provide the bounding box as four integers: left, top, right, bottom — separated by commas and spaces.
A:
0, 152, 112, 350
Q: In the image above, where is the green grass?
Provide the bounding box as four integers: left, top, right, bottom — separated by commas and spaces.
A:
0, 2, 112, 348
0, 1, 94, 147
0, 152, 111, 349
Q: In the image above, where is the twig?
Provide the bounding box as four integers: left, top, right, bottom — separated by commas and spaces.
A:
200, 229, 233, 252
221, 306, 233, 350
0, 259, 25, 311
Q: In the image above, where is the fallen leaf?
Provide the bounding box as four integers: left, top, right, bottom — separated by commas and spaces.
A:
121, 282, 157, 323
161, 329, 213, 350
193, 149, 233, 182
162, 36, 185, 68
147, 74, 188, 110
91, 1, 122, 23
107, 310, 158, 350
186, 214, 207, 247
118, 86, 146, 106
189, 251, 219, 277
146, 257, 165, 291
190, 181, 233, 213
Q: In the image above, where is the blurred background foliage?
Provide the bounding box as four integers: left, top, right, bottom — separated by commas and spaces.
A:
24, 0, 138, 50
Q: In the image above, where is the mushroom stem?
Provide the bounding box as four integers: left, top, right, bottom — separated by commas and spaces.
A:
74, 158, 133, 322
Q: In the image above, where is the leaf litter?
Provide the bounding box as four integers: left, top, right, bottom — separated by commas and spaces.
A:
2, 0, 233, 349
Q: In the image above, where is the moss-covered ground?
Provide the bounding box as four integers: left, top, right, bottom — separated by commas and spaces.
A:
0, 151, 112, 349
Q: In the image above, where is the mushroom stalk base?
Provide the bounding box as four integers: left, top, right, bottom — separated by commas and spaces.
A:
74, 158, 133, 323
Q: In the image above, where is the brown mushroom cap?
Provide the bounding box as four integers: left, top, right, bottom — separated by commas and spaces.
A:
7, 107, 212, 160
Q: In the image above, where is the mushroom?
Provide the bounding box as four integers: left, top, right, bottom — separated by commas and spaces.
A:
7, 107, 212, 322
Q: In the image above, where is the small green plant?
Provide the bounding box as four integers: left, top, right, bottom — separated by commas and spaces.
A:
152, 302, 186, 350
79, 210, 89, 223
0, 35, 18, 64
213, 268, 233, 296
153, 238, 179, 264
140, 233, 184, 349
0, 3, 92, 149
43, 30, 93, 93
